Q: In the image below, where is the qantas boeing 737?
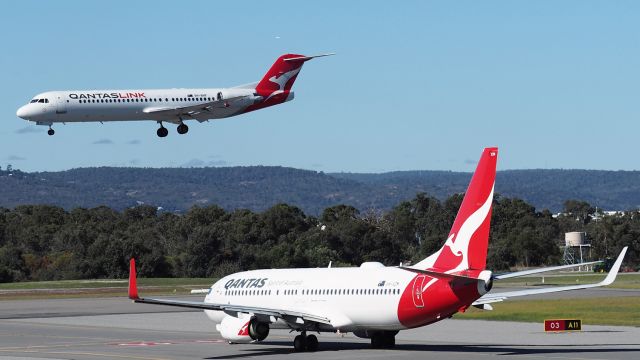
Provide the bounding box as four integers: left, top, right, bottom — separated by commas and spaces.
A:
16, 53, 333, 137
128, 147, 628, 352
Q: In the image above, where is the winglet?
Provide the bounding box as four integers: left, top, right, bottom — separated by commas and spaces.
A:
128, 258, 139, 300
601, 246, 628, 286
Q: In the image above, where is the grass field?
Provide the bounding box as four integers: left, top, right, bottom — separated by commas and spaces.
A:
0, 277, 213, 290
458, 296, 640, 327
0, 278, 215, 300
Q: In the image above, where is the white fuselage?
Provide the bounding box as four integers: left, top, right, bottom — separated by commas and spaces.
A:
204, 264, 415, 332
16, 88, 292, 125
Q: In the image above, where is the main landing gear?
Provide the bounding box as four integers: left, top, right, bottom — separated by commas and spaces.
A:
156, 122, 169, 138
293, 331, 318, 352
156, 121, 189, 137
177, 122, 189, 135
370, 331, 396, 349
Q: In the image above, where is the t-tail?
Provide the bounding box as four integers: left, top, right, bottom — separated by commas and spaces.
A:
413, 147, 498, 272
254, 53, 334, 98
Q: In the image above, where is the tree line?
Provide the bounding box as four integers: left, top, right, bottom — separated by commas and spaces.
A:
0, 194, 637, 283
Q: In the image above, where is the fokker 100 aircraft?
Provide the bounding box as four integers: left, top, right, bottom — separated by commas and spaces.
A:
128, 147, 628, 352
16, 53, 333, 137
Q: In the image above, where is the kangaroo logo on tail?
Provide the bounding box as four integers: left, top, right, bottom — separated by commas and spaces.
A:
413, 148, 498, 272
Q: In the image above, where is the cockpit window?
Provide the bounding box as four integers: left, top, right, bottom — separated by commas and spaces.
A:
38, 99, 45, 103
30, 99, 39, 103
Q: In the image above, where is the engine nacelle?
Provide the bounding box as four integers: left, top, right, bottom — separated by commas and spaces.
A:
477, 270, 493, 295
216, 315, 252, 343
216, 315, 270, 343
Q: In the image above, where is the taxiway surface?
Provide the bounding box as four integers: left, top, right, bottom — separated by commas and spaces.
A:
0, 294, 638, 360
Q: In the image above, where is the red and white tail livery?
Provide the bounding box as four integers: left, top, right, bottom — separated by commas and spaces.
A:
128, 147, 628, 352
16, 53, 334, 137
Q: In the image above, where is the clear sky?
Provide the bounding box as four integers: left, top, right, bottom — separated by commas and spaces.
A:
1, 1, 638, 173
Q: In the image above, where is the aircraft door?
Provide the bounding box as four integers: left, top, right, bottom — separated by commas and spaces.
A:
412, 275, 425, 308
55, 94, 67, 115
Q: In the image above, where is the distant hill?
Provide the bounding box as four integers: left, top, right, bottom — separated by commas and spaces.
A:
2, 167, 640, 215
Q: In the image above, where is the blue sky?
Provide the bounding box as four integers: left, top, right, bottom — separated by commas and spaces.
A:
1, 1, 638, 173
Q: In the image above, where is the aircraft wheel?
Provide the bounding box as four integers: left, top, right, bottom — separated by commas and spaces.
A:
47, 128, 55, 136
293, 334, 307, 352
157, 127, 168, 138
383, 333, 395, 348
371, 333, 384, 349
177, 123, 189, 135
371, 332, 395, 349
306, 334, 318, 352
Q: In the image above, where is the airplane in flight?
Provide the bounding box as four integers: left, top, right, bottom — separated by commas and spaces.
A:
128, 147, 628, 352
16, 53, 333, 137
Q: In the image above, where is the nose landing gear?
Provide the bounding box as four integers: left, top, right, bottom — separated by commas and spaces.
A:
47, 126, 55, 136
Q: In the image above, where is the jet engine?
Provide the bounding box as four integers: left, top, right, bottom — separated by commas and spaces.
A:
477, 270, 493, 295
216, 315, 252, 343
216, 315, 270, 343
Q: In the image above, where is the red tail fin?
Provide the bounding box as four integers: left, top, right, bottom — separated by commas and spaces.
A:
255, 54, 306, 97
254, 53, 334, 97
128, 258, 139, 300
415, 147, 498, 271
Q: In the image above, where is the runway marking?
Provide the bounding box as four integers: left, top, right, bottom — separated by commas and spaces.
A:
112, 338, 226, 346
0, 341, 107, 351
116, 341, 173, 346
3, 349, 170, 360
4, 318, 208, 335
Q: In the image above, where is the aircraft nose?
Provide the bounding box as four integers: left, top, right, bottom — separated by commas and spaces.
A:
16, 105, 30, 119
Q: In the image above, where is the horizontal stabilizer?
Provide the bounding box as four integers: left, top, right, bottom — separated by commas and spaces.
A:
398, 267, 478, 282
283, 53, 336, 62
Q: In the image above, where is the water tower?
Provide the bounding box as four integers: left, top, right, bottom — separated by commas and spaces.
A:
563, 232, 592, 271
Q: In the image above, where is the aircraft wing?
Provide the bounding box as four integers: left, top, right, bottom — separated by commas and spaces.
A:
493, 260, 603, 280
127, 259, 331, 326
473, 246, 628, 306
143, 95, 253, 121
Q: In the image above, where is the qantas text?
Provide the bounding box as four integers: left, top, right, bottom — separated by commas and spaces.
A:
68, 92, 146, 99
224, 278, 268, 290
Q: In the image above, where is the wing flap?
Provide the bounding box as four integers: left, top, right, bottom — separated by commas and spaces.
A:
143, 95, 252, 117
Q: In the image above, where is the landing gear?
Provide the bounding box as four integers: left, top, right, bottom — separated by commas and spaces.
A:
306, 334, 319, 352
47, 126, 55, 136
293, 335, 306, 352
156, 122, 168, 138
371, 331, 396, 349
177, 122, 189, 135
293, 332, 318, 352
